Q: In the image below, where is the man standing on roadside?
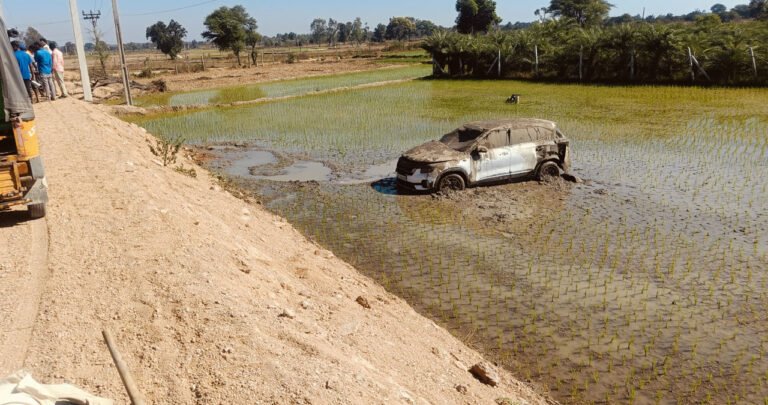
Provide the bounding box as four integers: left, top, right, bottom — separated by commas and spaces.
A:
11, 41, 35, 102
32, 43, 56, 101
50, 42, 69, 98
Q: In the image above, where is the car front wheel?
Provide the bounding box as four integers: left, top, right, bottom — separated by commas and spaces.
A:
437, 173, 466, 192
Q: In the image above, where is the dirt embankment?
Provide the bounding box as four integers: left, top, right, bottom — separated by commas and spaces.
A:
0, 98, 549, 404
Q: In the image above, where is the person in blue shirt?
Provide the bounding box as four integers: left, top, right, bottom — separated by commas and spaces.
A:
11, 41, 35, 102
31, 43, 56, 101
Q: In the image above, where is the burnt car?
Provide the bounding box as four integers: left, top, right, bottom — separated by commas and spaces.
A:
396, 119, 571, 192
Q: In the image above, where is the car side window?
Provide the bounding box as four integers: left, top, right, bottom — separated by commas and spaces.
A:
526, 127, 555, 141
538, 127, 555, 141
510, 128, 532, 144
480, 130, 509, 149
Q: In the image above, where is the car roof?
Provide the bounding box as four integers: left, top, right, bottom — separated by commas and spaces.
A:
461, 119, 556, 132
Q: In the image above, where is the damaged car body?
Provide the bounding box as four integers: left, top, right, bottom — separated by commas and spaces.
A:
396, 119, 571, 192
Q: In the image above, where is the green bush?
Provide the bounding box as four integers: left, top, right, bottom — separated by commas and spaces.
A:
422, 19, 768, 85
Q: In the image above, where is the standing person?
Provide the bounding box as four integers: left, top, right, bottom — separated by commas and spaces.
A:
50, 42, 69, 98
11, 41, 35, 103
32, 43, 56, 101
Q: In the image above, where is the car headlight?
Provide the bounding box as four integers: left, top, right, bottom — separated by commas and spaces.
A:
420, 166, 436, 174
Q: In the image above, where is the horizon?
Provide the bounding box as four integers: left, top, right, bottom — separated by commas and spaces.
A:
1, 0, 748, 45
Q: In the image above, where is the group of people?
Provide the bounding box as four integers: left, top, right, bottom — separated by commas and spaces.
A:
12, 38, 69, 103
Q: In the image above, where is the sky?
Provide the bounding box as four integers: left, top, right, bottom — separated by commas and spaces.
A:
0, 0, 748, 45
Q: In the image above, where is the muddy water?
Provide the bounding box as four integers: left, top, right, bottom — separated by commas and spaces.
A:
139, 80, 768, 404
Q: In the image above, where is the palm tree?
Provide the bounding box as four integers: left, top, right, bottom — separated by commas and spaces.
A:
599, 23, 640, 81
637, 24, 684, 82
422, 31, 451, 75
706, 27, 753, 83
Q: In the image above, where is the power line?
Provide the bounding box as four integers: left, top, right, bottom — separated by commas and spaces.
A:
123, 0, 220, 17
35, 19, 71, 26
1, 0, 221, 29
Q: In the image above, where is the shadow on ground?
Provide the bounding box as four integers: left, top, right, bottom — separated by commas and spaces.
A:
0, 210, 33, 228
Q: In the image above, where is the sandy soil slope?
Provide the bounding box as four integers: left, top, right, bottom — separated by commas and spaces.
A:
0, 98, 548, 405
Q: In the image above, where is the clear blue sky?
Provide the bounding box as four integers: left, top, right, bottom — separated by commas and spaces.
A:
0, 0, 746, 44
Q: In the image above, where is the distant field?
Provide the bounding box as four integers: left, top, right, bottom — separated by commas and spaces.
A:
132, 76, 768, 405
133, 64, 431, 107
63, 42, 410, 76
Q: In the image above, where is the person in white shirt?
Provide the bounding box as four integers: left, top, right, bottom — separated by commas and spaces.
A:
49, 41, 69, 98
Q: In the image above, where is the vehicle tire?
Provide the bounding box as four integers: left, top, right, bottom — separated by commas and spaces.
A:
537, 161, 560, 181
437, 173, 465, 192
28, 203, 46, 219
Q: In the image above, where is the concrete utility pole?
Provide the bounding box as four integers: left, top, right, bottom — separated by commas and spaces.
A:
497, 49, 501, 77
111, 0, 132, 105
69, 0, 93, 102
687, 47, 695, 82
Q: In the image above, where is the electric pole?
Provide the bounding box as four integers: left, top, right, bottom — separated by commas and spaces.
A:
83, 10, 108, 75
82, 10, 101, 32
111, 0, 132, 105
69, 0, 93, 102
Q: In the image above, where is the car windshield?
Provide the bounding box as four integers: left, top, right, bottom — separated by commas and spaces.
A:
439, 127, 484, 152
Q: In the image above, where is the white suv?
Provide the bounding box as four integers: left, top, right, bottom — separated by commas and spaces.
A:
396, 118, 571, 192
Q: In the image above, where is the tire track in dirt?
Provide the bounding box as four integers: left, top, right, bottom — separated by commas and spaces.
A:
0, 215, 49, 375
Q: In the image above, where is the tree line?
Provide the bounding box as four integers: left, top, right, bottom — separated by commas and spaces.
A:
422, 0, 768, 85
141, 6, 442, 62
268, 16, 440, 48
17, 3, 442, 65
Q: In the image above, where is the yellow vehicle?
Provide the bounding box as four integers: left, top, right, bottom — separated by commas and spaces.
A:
0, 19, 48, 218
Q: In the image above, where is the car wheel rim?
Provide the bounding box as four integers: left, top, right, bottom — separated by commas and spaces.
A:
544, 165, 558, 177
442, 177, 462, 191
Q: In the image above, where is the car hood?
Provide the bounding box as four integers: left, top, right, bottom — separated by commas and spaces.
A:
402, 141, 467, 163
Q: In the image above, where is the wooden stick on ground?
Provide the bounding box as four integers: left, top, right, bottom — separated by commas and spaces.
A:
102, 329, 147, 405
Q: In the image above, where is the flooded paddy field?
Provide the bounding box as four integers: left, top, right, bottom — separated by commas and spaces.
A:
134, 64, 430, 107
131, 79, 768, 404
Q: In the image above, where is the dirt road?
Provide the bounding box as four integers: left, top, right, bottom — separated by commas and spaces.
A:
0, 98, 547, 404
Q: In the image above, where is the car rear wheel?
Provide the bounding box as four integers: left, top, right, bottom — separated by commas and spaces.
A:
437, 173, 465, 192
537, 161, 560, 181
28, 203, 46, 219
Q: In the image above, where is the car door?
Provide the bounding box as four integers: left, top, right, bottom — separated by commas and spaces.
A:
508, 128, 538, 175
475, 130, 512, 181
